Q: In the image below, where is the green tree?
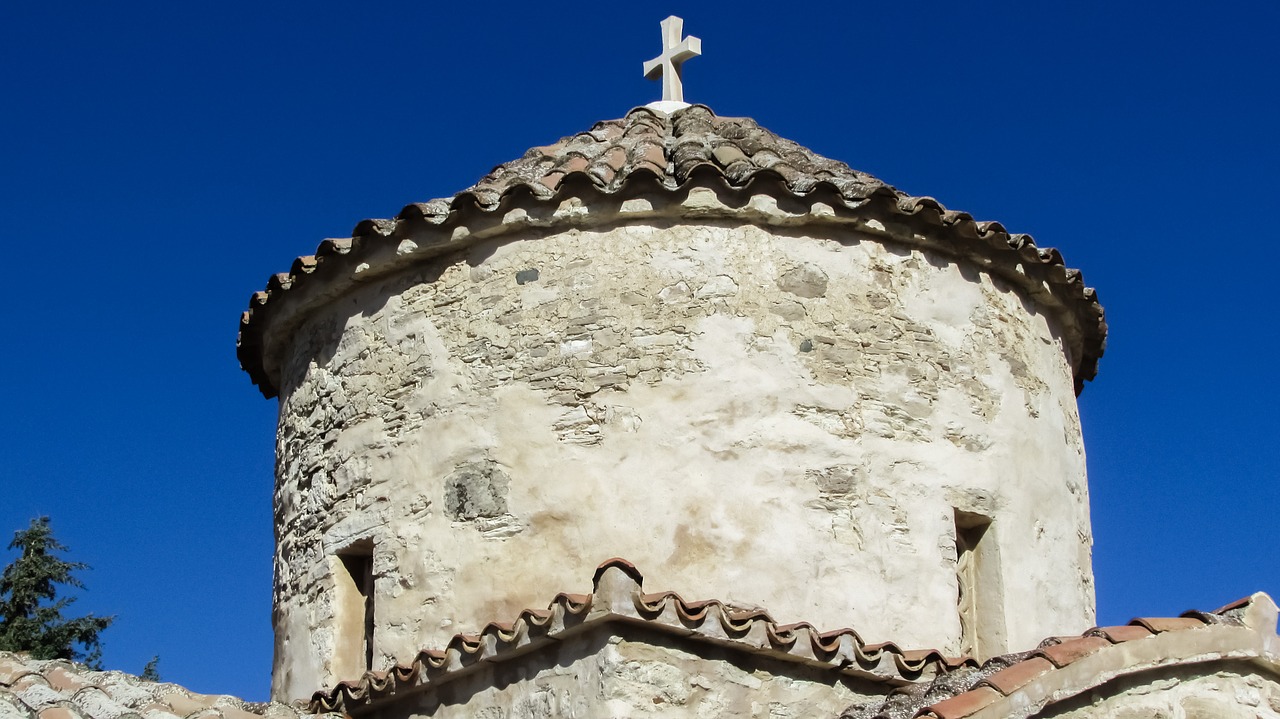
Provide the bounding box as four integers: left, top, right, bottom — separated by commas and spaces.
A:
0, 517, 113, 666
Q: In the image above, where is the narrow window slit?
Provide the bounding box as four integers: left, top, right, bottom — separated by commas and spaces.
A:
335, 540, 374, 674
954, 510, 993, 660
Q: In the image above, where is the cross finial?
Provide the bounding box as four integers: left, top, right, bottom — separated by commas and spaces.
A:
643, 16, 701, 108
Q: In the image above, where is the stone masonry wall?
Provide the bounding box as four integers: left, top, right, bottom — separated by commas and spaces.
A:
269, 219, 1094, 699
1042, 662, 1280, 718
386, 628, 878, 719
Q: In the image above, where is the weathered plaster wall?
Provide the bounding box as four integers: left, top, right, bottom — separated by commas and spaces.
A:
386, 628, 877, 719
269, 219, 1093, 699
1042, 663, 1280, 718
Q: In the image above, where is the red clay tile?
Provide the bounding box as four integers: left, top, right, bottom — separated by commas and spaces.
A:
593, 124, 624, 142
1131, 616, 1205, 633
38, 708, 77, 719
1213, 596, 1254, 614
639, 143, 666, 170
899, 648, 944, 663
942, 655, 978, 669
764, 624, 799, 646
601, 147, 627, 172
720, 611, 766, 634
0, 658, 30, 685
810, 628, 854, 652
639, 591, 680, 609
861, 641, 903, 654
768, 622, 822, 645
366, 673, 392, 692
554, 592, 591, 611
339, 683, 368, 701
589, 164, 617, 186
922, 686, 1004, 719
593, 555, 640, 575
674, 599, 716, 622
450, 634, 481, 653
1036, 635, 1111, 667
816, 627, 858, 642
978, 656, 1055, 695
42, 667, 87, 693
558, 155, 590, 174
539, 172, 564, 191
1087, 625, 1153, 643
417, 649, 447, 669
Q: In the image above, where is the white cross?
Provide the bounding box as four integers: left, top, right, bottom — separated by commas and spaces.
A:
643, 16, 701, 105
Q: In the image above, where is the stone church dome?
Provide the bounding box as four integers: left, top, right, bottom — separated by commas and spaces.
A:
218, 16, 1280, 715
238, 105, 1106, 399
240, 100, 1109, 701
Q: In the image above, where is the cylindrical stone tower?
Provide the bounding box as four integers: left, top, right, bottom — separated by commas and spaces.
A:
238, 105, 1106, 701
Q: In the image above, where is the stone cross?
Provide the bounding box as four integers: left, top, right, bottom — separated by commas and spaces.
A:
643, 16, 701, 104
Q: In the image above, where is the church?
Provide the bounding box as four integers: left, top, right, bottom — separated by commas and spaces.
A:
3, 16, 1278, 719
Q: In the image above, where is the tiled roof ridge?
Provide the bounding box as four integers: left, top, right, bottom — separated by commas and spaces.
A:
455, 104, 891, 206
0, 651, 325, 719
308, 557, 977, 714
238, 104, 1106, 399
839, 592, 1280, 719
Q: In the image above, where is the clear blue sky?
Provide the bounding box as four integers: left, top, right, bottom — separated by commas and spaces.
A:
1, 0, 1276, 703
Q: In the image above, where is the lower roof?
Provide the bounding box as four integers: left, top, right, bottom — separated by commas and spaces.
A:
308, 560, 1278, 719
0, 652, 324, 719
3, 572, 1271, 719
309, 558, 974, 715
844, 593, 1279, 719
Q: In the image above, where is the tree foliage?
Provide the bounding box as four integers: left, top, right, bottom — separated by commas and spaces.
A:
0, 517, 113, 666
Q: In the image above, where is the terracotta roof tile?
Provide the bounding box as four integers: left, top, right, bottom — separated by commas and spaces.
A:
1213, 595, 1255, 614
974, 656, 1054, 695
1034, 635, 1111, 667
238, 104, 1106, 399
1083, 624, 1153, 643
841, 594, 1274, 719
1131, 616, 1205, 633
919, 686, 1003, 719
311, 558, 974, 714
0, 653, 325, 719
38, 708, 76, 719
40, 669, 86, 695
0, 659, 31, 686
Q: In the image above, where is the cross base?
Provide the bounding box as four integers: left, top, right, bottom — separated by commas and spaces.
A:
645, 100, 692, 114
